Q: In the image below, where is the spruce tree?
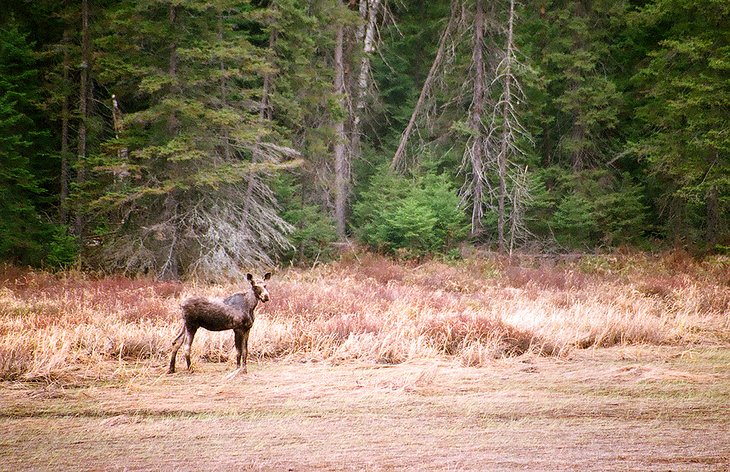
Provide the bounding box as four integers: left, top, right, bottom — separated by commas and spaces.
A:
90, 0, 300, 279
630, 0, 730, 247
0, 18, 54, 264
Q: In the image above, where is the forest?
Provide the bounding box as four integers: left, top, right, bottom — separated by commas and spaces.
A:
2, 2, 730, 468
1, 0, 729, 279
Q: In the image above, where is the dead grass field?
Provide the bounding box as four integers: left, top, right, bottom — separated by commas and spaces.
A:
1, 251, 729, 470
1, 349, 729, 471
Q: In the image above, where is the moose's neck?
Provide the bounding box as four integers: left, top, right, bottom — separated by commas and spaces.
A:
245, 288, 259, 310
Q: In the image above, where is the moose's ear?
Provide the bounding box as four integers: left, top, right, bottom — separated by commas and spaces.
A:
263, 272, 272, 281
247, 273, 254, 281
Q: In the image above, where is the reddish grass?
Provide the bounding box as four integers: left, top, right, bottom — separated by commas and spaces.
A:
1, 252, 728, 382
503, 266, 590, 290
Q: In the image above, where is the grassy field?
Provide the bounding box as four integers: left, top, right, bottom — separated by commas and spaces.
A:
1, 251, 729, 470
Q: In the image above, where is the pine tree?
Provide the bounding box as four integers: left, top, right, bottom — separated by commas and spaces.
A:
524, 0, 625, 170
90, 1, 300, 279
0, 18, 53, 264
631, 0, 730, 247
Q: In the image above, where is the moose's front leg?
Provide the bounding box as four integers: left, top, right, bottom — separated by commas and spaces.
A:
240, 330, 250, 374
234, 329, 243, 370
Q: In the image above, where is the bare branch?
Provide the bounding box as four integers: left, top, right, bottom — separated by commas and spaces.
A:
391, 0, 461, 171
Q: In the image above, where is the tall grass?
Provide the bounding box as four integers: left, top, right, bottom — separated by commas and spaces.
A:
1, 251, 728, 382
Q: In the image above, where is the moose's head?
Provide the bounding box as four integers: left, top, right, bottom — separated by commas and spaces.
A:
247, 272, 271, 303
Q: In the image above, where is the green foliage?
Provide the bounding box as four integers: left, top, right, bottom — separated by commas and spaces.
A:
354, 169, 468, 258
551, 193, 598, 248
529, 168, 648, 249
0, 17, 56, 265
629, 0, 730, 246
46, 226, 79, 269
1, 0, 729, 269
277, 176, 338, 265
520, 0, 627, 169
284, 204, 338, 264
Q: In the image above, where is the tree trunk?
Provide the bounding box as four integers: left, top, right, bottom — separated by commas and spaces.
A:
60, 21, 70, 224
160, 3, 180, 280
333, 22, 348, 240
569, 0, 587, 171
352, 0, 380, 162
243, 25, 278, 221
75, 0, 90, 236
496, 0, 517, 254
218, 12, 232, 161
167, 4, 179, 136
391, 0, 459, 171
259, 28, 277, 122
111, 94, 129, 178
705, 186, 721, 246
469, 0, 486, 236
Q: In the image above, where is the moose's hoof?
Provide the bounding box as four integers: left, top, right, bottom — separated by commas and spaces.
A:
225, 367, 247, 381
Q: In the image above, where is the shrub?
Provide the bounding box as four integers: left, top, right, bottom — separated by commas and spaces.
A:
529, 167, 648, 249
353, 169, 468, 258
283, 204, 338, 265
277, 176, 338, 265
46, 226, 79, 269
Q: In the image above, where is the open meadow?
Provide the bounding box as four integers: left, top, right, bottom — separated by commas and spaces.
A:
1, 251, 729, 470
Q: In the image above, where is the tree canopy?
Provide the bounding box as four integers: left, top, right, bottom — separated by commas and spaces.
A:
1, 0, 728, 277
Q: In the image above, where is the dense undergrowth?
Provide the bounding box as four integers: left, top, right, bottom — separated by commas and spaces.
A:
0, 251, 728, 383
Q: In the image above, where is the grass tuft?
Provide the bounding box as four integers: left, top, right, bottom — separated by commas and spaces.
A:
1, 252, 728, 383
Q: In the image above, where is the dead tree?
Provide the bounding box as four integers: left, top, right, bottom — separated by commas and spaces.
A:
391, 0, 461, 171
489, 0, 529, 253
389, 0, 532, 252
463, 0, 487, 236
333, 21, 349, 240
168, 273, 271, 374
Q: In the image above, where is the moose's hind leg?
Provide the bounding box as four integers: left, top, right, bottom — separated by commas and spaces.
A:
183, 326, 198, 370
168, 326, 185, 374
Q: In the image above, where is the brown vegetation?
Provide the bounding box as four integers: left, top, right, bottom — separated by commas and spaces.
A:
0, 251, 728, 383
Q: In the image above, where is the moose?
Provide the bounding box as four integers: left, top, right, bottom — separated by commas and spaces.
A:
168, 272, 271, 375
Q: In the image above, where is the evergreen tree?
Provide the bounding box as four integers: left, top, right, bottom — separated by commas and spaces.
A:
0, 18, 55, 264
523, 0, 626, 170
630, 0, 730, 247
1, 0, 727, 266
90, 1, 300, 279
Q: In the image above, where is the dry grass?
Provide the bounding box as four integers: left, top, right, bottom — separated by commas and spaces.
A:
1, 350, 728, 471
0, 251, 728, 382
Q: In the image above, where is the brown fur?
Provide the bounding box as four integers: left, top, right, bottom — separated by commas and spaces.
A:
168, 273, 271, 374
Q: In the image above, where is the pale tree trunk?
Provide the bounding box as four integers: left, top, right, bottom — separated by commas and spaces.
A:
75, 0, 90, 236
351, 0, 381, 161
111, 94, 129, 178
469, 0, 486, 236
391, 0, 459, 171
496, 0, 520, 254
333, 23, 348, 240
496, 0, 519, 253
160, 4, 180, 280
60, 20, 70, 224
